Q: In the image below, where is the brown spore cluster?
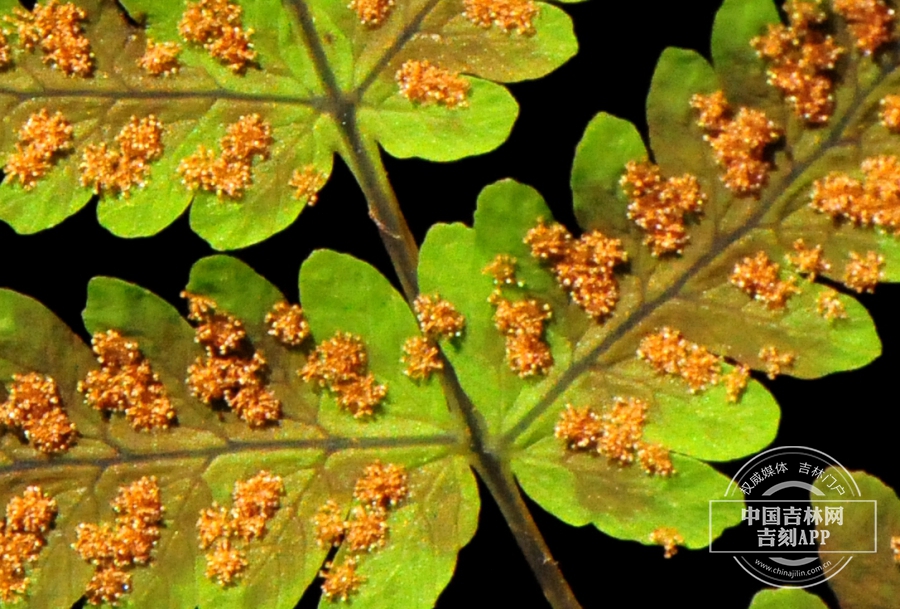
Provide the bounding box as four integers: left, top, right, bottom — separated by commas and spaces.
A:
183, 292, 282, 427
758, 345, 796, 379
880, 94, 900, 131
300, 332, 387, 418
809, 155, 900, 234
79, 115, 165, 198
786, 238, 831, 280
833, 0, 895, 55
265, 301, 310, 347
554, 399, 674, 476
481, 255, 552, 378
462, 0, 539, 35
724, 364, 751, 403
197, 470, 284, 586
730, 251, 801, 309
649, 527, 684, 559
816, 288, 848, 321
0, 372, 77, 454
400, 336, 443, 381
620, 160, 706, 256
78, 330, 176, 432
396, 60, 470, 108
7, 0, 94, 77
637, 327, 722, 393
891, 535, 900, 564
137, 39, 182, 77
489, 293, 554, 378
525, 219, 628, 319
178, 0, 256, 73
401, 294, 464, 381
73, 476, 163, 605
0, 31, 10, 69
690, 91, 782, 196
843, 250, 884, 293
414, 294, 466, 340
289, 166, 328, 206
178, 114, 272, 199
482, 254, 523, 287
315, 461, 409, 602
348, 0, 395, 26
0, 486, 57, 603
751, 0, 843, 124
4, 108, 73, 191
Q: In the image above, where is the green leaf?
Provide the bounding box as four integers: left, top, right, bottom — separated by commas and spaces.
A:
646, 47, 719, 177
710, 0, 783, 114
419, 0, 900, 554
0, 0, 577, 248
514, 445, 737, 548
0, 255, 480, 608
571, 112, 647, 243
814, 471, 900, 609
747, 589, 829, 609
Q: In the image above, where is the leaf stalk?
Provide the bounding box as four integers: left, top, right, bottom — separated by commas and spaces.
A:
286, 0, 582, 604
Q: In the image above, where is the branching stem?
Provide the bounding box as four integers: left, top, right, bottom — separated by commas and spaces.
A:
343, 124, 583, 609
286, 1, 582, 605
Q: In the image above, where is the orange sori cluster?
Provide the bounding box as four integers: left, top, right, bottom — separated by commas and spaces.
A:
554, 399, 674, 476
0, 486, 57, 603
395, 60, 470, 108
400, 335, 443, 380
636, 327, 722, 393
79, 115, 165, 198
177, 114, 272, 199
183, 292, 282, 427
649, 527, 685, 559
316, 461, 409, 601
73, 477, 163, 605
750, 0, 843, 124
320, 558, 365, 602
730, 251, 801, 309
844, 250, 884, 293
265, 301, 311, 347
817, 287, 848, 321
4, 108, 73, 191
482, 254, 523, 287
809, 155, 900, 232
137, 39, 182, 77
891, 535, 900, 564
0, 31, 10, 69
690, 91, 782, 195
490, 293, 554, 377
462, 0, 540, 35
0, 372, 77, 454
833, 0, 896, 55
786, 238, 831, 280
758, 345, 795, 379
413, 294, 466, 339
525, 219, 628, 319
178, 0, 256, 72
78, 330, 175, 431
288, 165, 328, 206
300, 332, 387, 418
620, 160, 706, 256
881, 95, 900, 131
197, 471, 284, 586
724, 364, 750, 403
348, 0, 395, 26
6, 0, 93, 76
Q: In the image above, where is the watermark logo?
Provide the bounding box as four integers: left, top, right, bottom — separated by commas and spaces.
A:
709, 446, 876, 588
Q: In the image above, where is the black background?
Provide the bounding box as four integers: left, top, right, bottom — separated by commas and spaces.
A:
5, 1, 900, 607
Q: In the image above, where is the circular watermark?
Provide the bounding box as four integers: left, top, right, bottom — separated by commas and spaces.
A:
708, 446, 875, 588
